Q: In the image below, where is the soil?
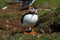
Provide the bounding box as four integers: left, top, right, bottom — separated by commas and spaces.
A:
0, 3, 28, 33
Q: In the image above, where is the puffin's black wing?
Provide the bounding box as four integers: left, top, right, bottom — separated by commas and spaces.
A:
21, 12, 32, 24
21, 14, 26, 24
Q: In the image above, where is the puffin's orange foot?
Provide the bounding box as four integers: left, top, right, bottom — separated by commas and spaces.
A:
30, 29, 37, 35
24, 31, 29, 35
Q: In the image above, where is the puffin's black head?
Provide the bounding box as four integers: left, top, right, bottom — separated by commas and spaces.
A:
28, 7, 38, 14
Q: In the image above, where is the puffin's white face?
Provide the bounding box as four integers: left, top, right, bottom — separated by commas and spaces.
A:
28, 7, 38, 14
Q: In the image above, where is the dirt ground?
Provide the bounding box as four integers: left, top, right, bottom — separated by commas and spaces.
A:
0, 3, 57, 34
0, 3, 29, 33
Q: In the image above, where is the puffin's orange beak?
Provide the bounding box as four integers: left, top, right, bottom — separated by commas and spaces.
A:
29, 5, 32, 9
33, 11, 37, 14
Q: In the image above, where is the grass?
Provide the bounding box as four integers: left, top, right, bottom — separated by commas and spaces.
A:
33, 0, 60, 9
0, 0, 6, 8
0, 7, 56, 19
0, 11, 22, 19
0, 0, 60, 8
0, 13, 18, 19
0, 32, 60, 40
0, 7, 60, 40
0, 0, 60, 40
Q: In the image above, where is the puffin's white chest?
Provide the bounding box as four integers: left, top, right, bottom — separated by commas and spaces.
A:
23, 14, 38, 25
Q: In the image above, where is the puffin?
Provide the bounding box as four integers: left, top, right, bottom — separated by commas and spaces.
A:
21, 7, 38, 35
20, 0, 35, 10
